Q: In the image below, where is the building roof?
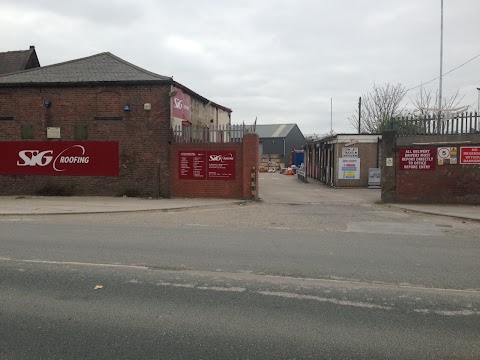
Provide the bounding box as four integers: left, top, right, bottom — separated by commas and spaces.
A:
255, 124, 301, 138
0, 52, 172, 85
0, 46, 40, 75
0, 51, 232, 113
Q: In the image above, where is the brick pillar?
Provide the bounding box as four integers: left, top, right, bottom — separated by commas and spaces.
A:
381, 129, 396, 202
242, 133, 260, 199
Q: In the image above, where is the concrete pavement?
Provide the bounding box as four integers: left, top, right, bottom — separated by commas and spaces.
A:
0, 196, 237, 215
0, 174, 479, 221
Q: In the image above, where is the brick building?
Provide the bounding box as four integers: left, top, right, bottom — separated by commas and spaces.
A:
0, 52, 233, 197
303, 134, 382, 187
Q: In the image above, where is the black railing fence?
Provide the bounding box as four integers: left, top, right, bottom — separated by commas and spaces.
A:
391, 112, 479, 136
172, 124, 255, 143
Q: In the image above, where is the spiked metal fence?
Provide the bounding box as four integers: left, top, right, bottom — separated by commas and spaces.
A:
172, 124, 254, 143
391, 112, 479, 136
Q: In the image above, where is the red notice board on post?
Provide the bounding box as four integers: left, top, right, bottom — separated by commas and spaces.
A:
179, 151, 206, 180
399, 148, 436, 170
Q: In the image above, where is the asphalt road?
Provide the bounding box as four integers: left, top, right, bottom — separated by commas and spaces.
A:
2, 259, 480, 359
1, 175, 480, 359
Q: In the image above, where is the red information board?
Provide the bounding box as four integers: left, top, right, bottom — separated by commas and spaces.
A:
178, 150, 236, 180
207, 151, 236, 180
460, 147, 480, 164
399, 148, 436, 171
0, 141, 118, 176
179, 151, 206, 179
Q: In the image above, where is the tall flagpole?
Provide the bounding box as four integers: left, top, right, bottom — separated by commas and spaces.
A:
438, 0, 444, 116
330, 97, 333, 132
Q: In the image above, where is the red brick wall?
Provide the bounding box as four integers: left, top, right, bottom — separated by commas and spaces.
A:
170, 133, 259, 199
395, 143, 480, 204
0, 84, 172, 197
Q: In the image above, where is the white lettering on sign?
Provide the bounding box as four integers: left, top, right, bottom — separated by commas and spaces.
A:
17, 145, 89, 172
174, 98, 190, 111
209, 153, 234, 162
17, 150, 54, 166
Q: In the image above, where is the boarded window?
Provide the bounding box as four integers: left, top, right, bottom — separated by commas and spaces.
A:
74, 124, 88, 140
21, 125, 34, 139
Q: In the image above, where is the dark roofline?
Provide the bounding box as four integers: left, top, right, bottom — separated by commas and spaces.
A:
256, 123, 299, 126
0, 79, 173, 88
0, 46, 39, 76
0, 51, 172, 82
106, 52, 172, 80
18, 46, 38, 69
174, 81, 232, 113
309, 133, 382, 144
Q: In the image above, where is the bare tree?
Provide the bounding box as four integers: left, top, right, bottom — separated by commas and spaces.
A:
409, 87, 466, 116
349, 83, 407, 134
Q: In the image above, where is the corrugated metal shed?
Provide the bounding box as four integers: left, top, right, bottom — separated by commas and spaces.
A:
255, 124, 298, 138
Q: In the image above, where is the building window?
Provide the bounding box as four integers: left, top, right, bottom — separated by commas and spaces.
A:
74, 124, 88, 140
21, 124, 34, 139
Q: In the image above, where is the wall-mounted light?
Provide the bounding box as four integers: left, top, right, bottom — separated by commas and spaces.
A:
144, 103, 152, 111
44, 100, 51, 108
169, 91, 178, 97
124, 104, 131, 112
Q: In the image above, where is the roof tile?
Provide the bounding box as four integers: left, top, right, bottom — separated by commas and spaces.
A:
0, 52, 171, 84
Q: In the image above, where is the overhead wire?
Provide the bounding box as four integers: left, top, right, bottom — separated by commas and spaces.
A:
405, 54, 480, 93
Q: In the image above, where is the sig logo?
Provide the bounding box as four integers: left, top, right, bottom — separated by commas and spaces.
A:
173, 98, 183, 110
209, 153, 234, 162
17, 150, 53, 167
16, 145, 89, 172
174, 97, 190, 111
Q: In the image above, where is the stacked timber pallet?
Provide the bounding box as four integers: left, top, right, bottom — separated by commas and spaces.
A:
259, 154, 285, 172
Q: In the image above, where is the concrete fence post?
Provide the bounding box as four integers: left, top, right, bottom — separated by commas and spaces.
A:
381, 129, 397, 203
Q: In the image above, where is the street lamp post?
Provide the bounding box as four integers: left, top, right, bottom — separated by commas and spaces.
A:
477, 87, 480, 115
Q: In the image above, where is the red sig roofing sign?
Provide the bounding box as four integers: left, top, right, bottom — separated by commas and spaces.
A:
460, 147, 480, 164
0, 142, 119, 176
399, 148, 436, 170
179, 150, 236, 180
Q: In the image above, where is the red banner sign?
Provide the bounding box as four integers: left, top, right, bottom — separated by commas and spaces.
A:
460, 147, 480, 164
178, 150, 236, 180
0, 141, 119, 176
208, 151, 236, 179
399, 148, 436, 171
172, 89, 191, 121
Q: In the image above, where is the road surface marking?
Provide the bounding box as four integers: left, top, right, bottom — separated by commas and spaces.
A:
257, 290, 392, 310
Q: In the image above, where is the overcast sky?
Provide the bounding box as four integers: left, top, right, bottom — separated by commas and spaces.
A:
1, 0, 479, 135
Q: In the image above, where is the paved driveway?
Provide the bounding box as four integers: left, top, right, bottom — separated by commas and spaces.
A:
258, 172, 381, 205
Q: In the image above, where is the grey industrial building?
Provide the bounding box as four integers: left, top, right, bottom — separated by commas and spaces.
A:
255, 124, 305, 165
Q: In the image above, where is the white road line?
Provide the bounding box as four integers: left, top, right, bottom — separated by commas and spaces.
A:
256, 290, 392, 310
